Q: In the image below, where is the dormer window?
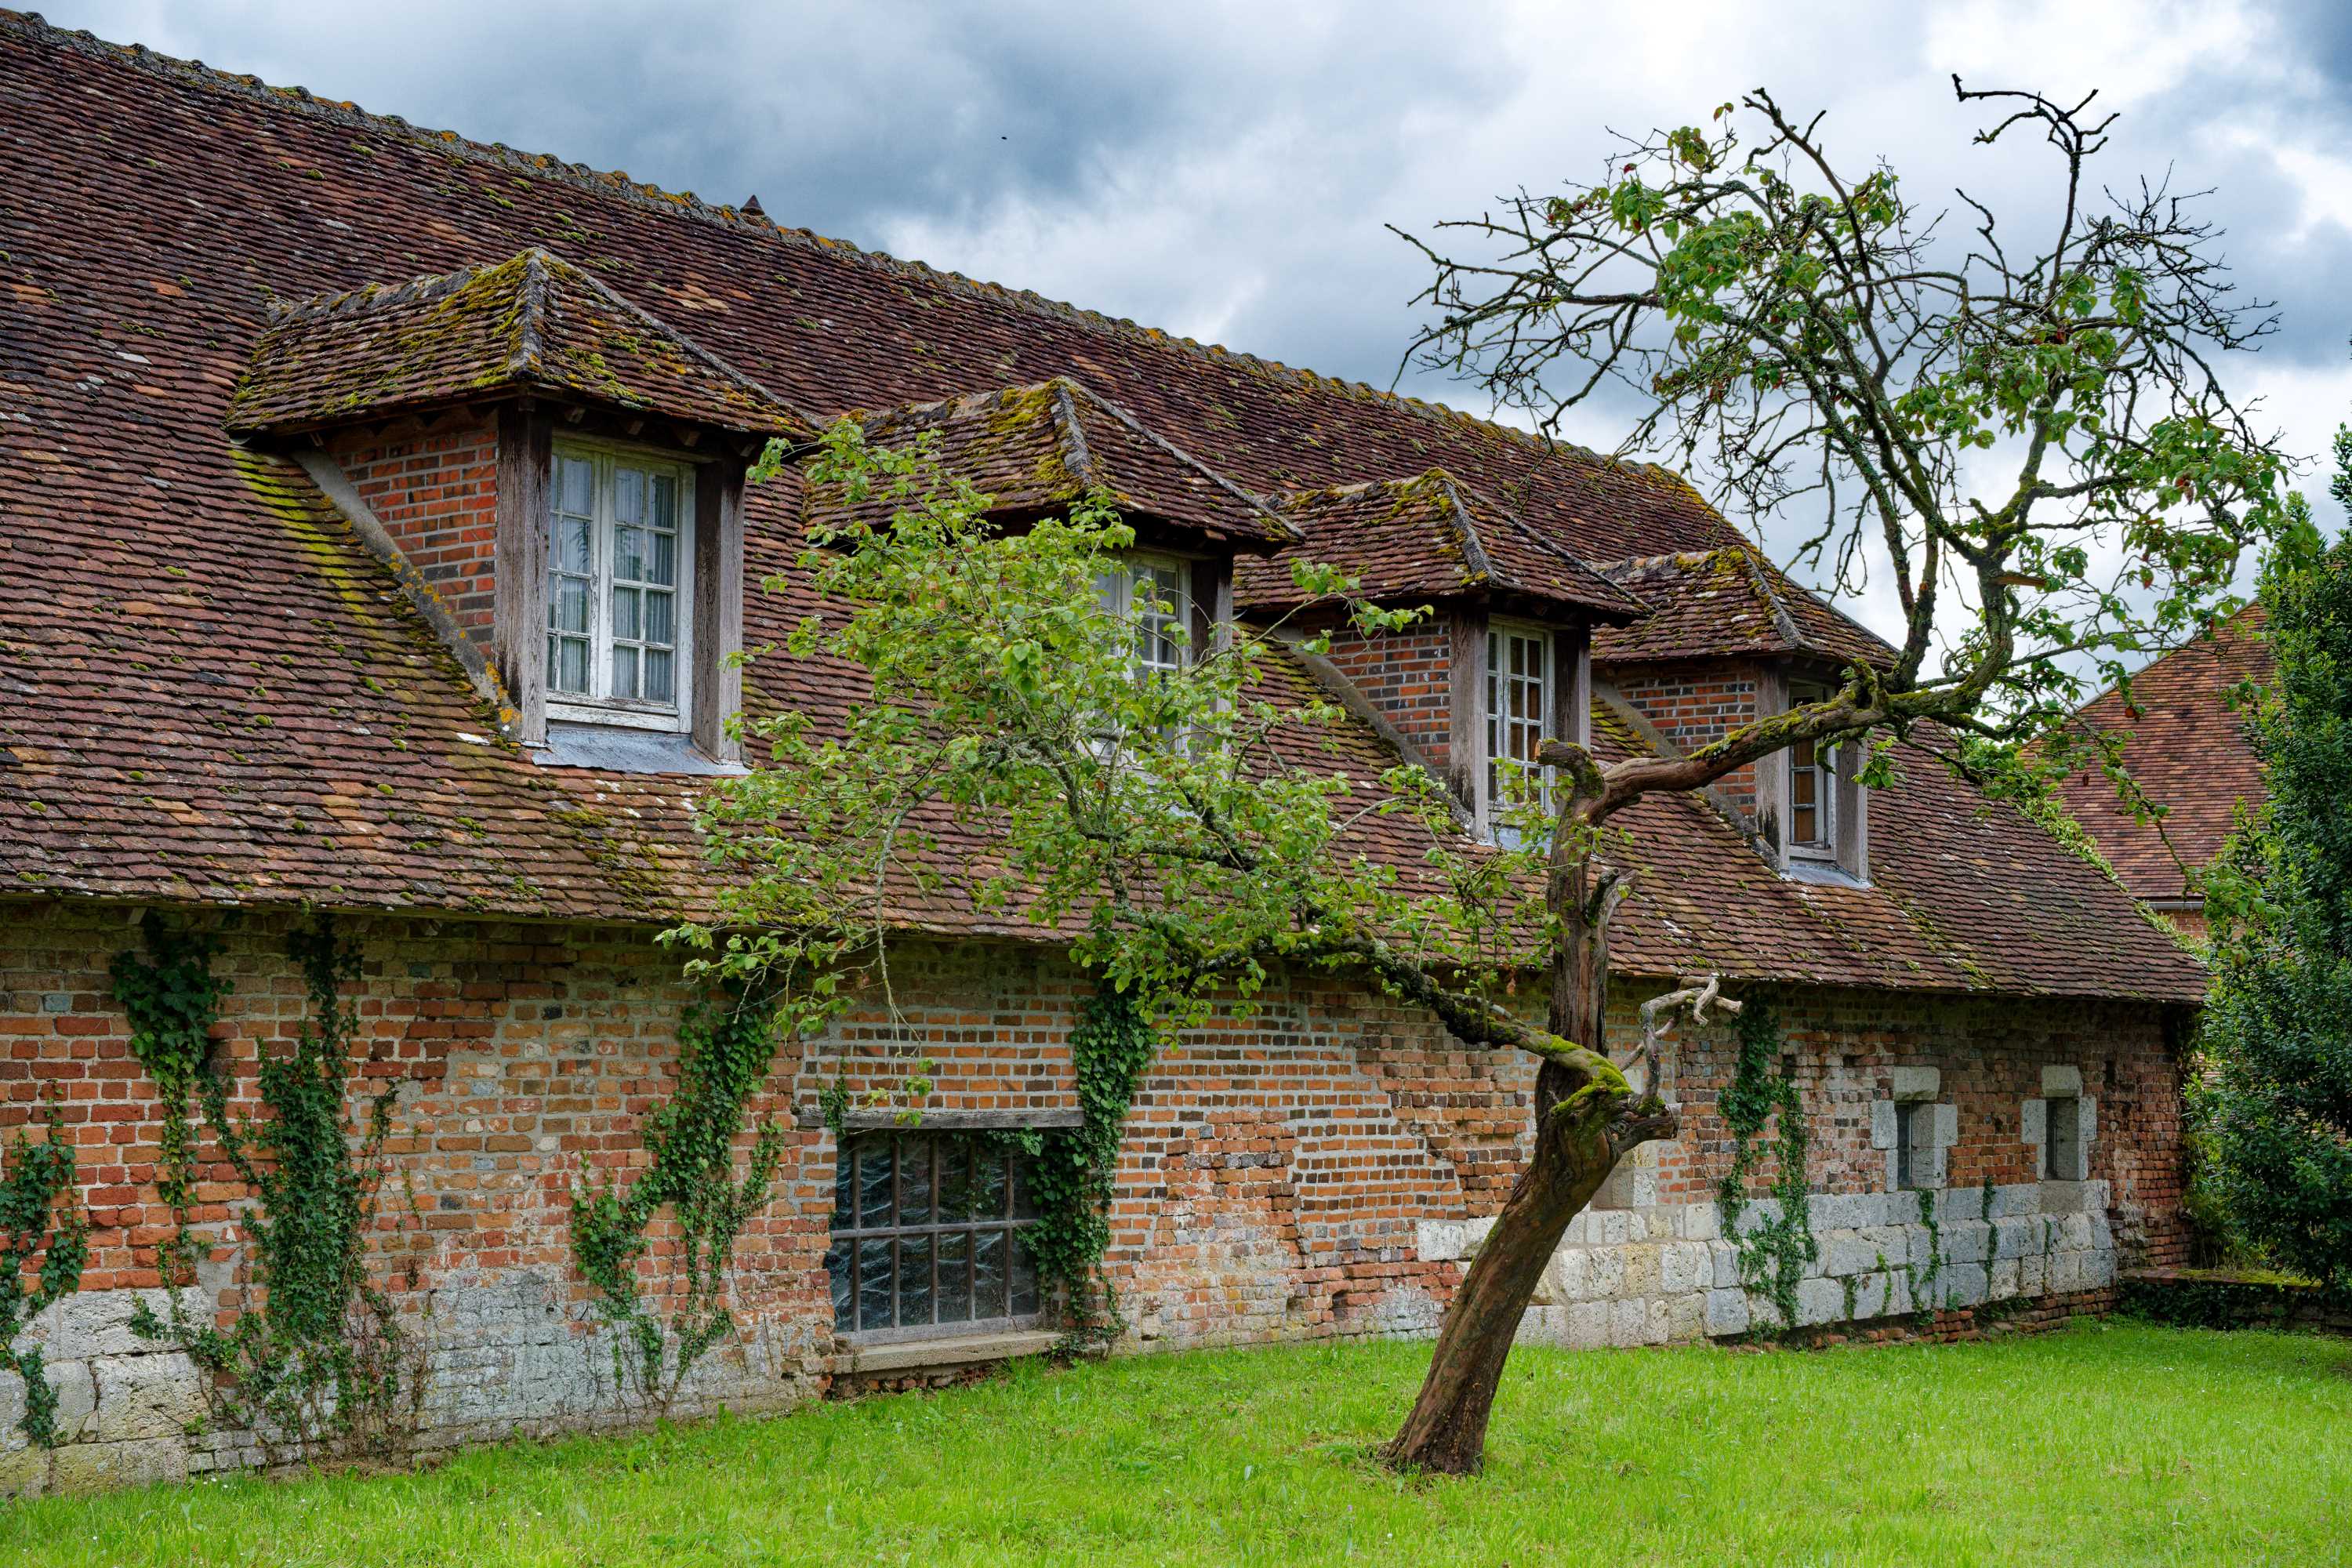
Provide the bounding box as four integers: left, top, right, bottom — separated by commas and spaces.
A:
1095, 552, 1193, 678
546, 443, 695, 731
1787, 681, 1834, 857
1486, 621, 1554, 817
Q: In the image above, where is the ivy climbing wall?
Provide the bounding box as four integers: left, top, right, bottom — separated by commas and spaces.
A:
0, 902, 2189, 1496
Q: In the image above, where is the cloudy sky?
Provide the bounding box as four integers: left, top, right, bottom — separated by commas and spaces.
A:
48, 0, 2352, 636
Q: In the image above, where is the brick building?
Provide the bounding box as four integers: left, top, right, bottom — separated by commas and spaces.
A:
0, 13, 2206, 1494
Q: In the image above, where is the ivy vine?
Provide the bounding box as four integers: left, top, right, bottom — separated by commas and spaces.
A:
1714, 999, 1819, 1331
0, 1092, 87, 1447
118, 914, 428, 1466
1015, 985, 1155, 1347
569, 983, 786, 1407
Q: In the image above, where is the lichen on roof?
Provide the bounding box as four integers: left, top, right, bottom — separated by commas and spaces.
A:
228, 246, 813, 438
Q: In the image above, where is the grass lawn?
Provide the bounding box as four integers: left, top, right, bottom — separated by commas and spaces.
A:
2, 1322, 2346, 1566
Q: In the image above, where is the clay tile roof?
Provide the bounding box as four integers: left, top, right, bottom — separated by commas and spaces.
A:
1234, 469, 1649, 621
812, 378, 1297, 551
229, 248, 814, 440
2052, 604, 2271, 904
0, 12, 2206, 1005
1591, 545, 1897, 670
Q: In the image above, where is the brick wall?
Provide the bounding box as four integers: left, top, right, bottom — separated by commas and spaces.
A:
1608, 661, 1766, 812
0, 902, 2188, 1491
328, 414, 500, 643
1318, 624, 1455, 768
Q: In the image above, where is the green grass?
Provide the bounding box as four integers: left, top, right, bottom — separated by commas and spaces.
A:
4, 1323, 2347, 1566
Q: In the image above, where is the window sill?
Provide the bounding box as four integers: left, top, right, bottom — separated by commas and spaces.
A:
832, 1328, 1062, 1377
532, 720, 742, 775
1782, 857, 1867, 888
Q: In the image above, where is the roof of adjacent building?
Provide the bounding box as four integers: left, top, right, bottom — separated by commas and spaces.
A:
811, 377, 1296, 550
0, 13, 2203, 1004
1594, 546, 1898, 671
229, 248, 813, 439
2053, 604, 2272, 906
1234, 469, 1649, 620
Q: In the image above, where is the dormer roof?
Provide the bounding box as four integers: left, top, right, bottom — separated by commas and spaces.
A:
1234, 468, 1648, 621
1592, 545, 1897, 671
807, 377, 1297, 551
227, 248, 814, 441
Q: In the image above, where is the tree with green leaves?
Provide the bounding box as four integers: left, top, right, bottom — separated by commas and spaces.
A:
2199, 510, 2352, 1291
682, 79, 2289, 1475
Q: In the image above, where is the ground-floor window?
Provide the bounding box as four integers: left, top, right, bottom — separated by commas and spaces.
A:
827, 1131, 1043, 1340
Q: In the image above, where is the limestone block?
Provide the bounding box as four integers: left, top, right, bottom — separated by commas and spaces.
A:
1583, 1247, 1626, 1302
1860, 1225, 1909, 1270
1543, 1247, 1590, 1304
1728, 1198, 1780, 1239
1988, 1258, 2020, 1300
2021, 1098, 2047, 1145
7, 1359, 103, 1446
1711, 1241, 1740, 1290
2019, 1252, 2048, 1296
89, 1353, 202, 1443
1944, 1262, 1989, 1308
1992, 1181, 2040, 1219
1992, 1216, 2036, 1261
1849, 1192, 1891, 1229
1704, 1288, 1751, 1338
2078, 1096, 2099, 1149
2082, 1247, 2116, 1288
1659, 1241, 1709, 1295
1517, 1305, 1568, 1345
2059, 1213, 2094, 1252
1933, 1104, 1958, 1149
1826, 1233, 1878, 1279
1566, 1301, 1610, 1350
2051, 1250, 2085, 1293
1620, 1247, 1661, 1301
1595, 1210, 1631, 1247
2041, 1181, 2089, 1216
1943, 1221, 1991, 1265
0, 1442, 47, 1499
1608, 1298, 1650, 1348
1907, 1225, 1939, 1270
2042, 1064, 2084, 1097
1892, 1066, 1940, 1099
1679, 1203, 1721, 1243
1414, 1219, 1468, 1263
1871, 1100, 1898, 1150
49, 1436, 186, 1494
1795, 1276, 1843, 1327
1559, 1212, 1590, 1247
2086, 1178, 2111, 1214
1664, 1292, 1706, 1343
1644, 1298, 1673, 1346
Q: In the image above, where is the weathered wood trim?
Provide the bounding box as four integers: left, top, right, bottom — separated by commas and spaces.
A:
1189, 556, 1233, 659
494, 404, 554, 746
1447, 604, 1490, 826
1751, 662, 1790, 871
693, 457, 747, 761
833, 1107, 1086, 1131
1555, 622, 1592, 753
1834, 727, 1869, 885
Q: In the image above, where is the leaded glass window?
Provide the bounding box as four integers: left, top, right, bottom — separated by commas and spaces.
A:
826, 1132, 1043, 1341
546, 445, 693, 730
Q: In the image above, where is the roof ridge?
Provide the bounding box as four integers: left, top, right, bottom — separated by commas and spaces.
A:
3, 9, 1712, 499
537, 245, 812, 428
1049, 378, 1098, 489
1429, 473, 1496, 587
1055, 376, 1292, 535
503, 248, 552, 379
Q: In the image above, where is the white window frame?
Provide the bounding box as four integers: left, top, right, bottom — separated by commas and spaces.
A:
1486, 619, 1555, 827
546, 440, 696, 734
1786, 679, 1835, 859
1095, 550, 1192, 680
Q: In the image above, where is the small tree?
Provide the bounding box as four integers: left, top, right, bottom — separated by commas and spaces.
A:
2200, 513, 2352, 1290
687, 80, 2289, 1475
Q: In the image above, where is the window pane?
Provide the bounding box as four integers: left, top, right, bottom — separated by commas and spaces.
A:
612, 644, 640, 700
833, 1149, 853, 1225
651, 529, 677, 588
858, 1141, 893, 1228
551, 575, 590, 635
898, 1233, 934, 1328
973, 1229, 1007, 1319
557, 456, 593, 517
937, 1230, 971, 1323
644, 649, 674, 706
552, 635, 590, 695
938, 1140, 972, 1223
899, 1137, 933, 1228
614, 466, 645, 525
1012, 1157, 1040, 1221
611, 585, 641, 641
857, 1239, 893, 1330
977, 1142, 1008, 1218
1793, 804, 1817, 844
826, 1237, 854, 1332
1791, 767, 1817, 808
615, 525, 648, 583
644, 590, 674, 648
1894, 1104, 1915, 1189
555, 516, 592, 575
1011, 1233, 1038, 1317
651, 472, 677, 530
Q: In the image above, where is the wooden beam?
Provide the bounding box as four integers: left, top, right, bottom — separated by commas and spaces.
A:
494, 404, 554, 746
1447, 604, 1488, 825
691, 457, 747, 763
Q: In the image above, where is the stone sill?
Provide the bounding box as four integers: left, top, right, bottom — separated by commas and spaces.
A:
833, 1329, 1061, 1377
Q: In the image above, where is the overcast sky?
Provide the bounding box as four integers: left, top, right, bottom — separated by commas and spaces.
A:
49, 0, 2352, 639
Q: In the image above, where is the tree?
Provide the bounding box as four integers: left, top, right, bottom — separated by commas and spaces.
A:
684, 81, 2289, 1476
2199, 509, 2352, 1290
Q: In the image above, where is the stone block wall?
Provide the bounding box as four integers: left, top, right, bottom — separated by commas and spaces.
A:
0, 902, 2186, 1494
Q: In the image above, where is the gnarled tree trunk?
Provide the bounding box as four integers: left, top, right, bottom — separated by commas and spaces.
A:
1384, 774, 1679, 1475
